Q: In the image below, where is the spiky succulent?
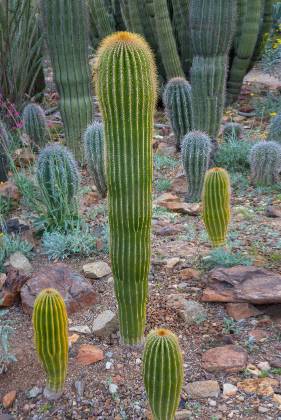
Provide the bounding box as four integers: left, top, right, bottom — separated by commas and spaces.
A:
267, 113, 281, 144
23, 103, 48, 148
223, 122, 244, 142
250, 141, 281, 186
0, 121, 10, 182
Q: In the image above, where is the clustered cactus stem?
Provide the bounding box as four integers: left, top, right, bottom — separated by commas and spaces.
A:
95, 31, 157, 345
23, 103, 48, 149
143, 328, 183, 420
32, 288, 68, 400
267, 113, 281, 144
0, 121, 10, 182
250, 141, 281, 186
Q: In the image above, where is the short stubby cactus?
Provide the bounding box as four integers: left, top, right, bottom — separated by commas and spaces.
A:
223, 122, 244, 142
32, 288, 68, 400
23, 103, 48, 148
268, 113, 281, 144
0, 121, 10, 182
163, 77, 193, 151
250, 141, 281, 186
143, 328, 183, 420
95, 32, 157, 345
36, 144, 80, 227
181, 131, 211, 203
83, 121, 107, 198
202, 168, 231, 247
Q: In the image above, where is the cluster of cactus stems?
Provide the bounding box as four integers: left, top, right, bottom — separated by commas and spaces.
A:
202, 168, 231, 247
88, 0, 116, 41
83, 121, 107, 198
268, 113, 281, 144
40, 0, 94, 160
0, 121, 10, 182
22, 103, 48, 149
223, 122, 244, 142
143, 328, 183, 420
95, 31, 157, 345
250, 141, 281, 186
36, 144, 80, 227
163, 77, 193, 151
250, 0, 274, 67
33, 288, 68, 400
181, 131, 211, 203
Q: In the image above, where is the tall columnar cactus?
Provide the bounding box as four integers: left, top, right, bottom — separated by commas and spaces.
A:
250, 0, 274, 67
88, 0, 116, 39
227, 0, 263, 104
181, 131, 211, 203
143, 328, 183, 420
250, 141, 281, 186
202, 168, 231, 247
83, 121, 107, 198
33, 289, 68, 400
163, 77, 193, 151
95, 32, 157, 345
0, 121, 10, 182
190, 0, 237, 139
268, 113, 281, 144
40, 0, 94, 160
223, 122, 244, 142
36, 144, 80, 227
23, 103, 48, 148
172, 0, 192, 76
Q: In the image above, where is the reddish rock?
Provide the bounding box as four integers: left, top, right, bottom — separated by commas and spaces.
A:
171, 174, 186, 194
160, 201, 200, 215
21, 264, 96, 315
266, 205, 281, 218
0, 267, 29, 308
76, 344, 104, 366
202, 345, 248, 373
226, 303, 263, 321
237, 378, 278, 396
249, 328, 270, 342
153, 221, 182, 236
156, 192, 179, 204
202, 266, 281, 304
2, 390, 16, 408
179, 268, 200, 281
0, 180, 20, 201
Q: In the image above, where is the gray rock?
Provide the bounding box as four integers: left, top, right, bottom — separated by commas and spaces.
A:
83, 261, 111, 279
5, 252, 32, 274
92, 310, 118, 337
69, 325, 91, 334
75, 380, 85, 398
185, 380, 220, 399
167, 295, 207, 325
27, 386, 42, 399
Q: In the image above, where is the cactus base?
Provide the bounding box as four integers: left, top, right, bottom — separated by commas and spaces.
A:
44, 387, 63, 401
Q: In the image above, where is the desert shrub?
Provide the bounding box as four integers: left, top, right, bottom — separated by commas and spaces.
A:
214, 139, 253, 174
0, 234, 33, 272
202, 248, 252, 270
0, 311, 16, 374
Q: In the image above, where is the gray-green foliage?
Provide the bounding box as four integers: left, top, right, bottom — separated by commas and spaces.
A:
250, 141, 281, 186
0, 312, 16, 375
268, 113, 281, 143
163, 77, 193, 150
214, 139, 252, 174
181, 131, 211, 203
23, 103, 48, 148
83, 121, 107, 198
202, 248, 252, 270
0, 234, 33, 272
0, 121, 10, 182
223, 123, 244, 142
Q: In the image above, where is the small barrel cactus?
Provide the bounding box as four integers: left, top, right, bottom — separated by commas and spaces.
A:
0, 121, 10, 182
23, 103, 48, 148
33, 288, 68, 400
202, 167, 231, 247
267, 113, 281, 144
163, 77, 193, 151
143, 328, 183, 420
250, 141, 281, 186
181, 131, 212, 203
223, 122, 244, 142
36, 144, 80, 227
83, 121, 107, 198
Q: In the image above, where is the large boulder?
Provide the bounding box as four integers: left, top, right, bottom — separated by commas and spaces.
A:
21, 264, 96, 314
202, 345, 248, 373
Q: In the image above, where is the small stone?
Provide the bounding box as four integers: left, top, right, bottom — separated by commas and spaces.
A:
208, 399, 217, 407
185, 380, 220, 399
106, 361, 112, 370
178, 282, 188, 290
175, 410, 192, 420
69, 325, 91, 334
107, 276, 114, 284
179, 268, 200, 281
270, 357, 281, 368
249, 328, 269, 342
266, 206, 281, 218
258, 406, 269, 414
27, 386, 42, 399
5, 252, 32, 274
23, 404, 31, 414
237, 378, 278, 396
167, 295, 207, 325
246, 364, 261, 376
2, 390, 16, 408
202, 345, 248, 373
136, 358, 142, 365
76, 344, 104, 366
273, 394, 281, 405
109, 383, 118, 394
92, 310, 118, 337
257, 361, 271, 371
166, 257, 180, 269
226, 303, 263, 321
83, 261, 111, 279
223, 383, 238, 397
68, 333, 80, 345
74, 380, 85, 398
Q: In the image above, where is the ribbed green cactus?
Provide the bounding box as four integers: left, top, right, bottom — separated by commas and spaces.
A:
202, 167, 231, 247
22, 103, 48, 148
172, 0, 192, 76
250, 141, 281, 186
190, 0, 237, 139
163, 77, 193, 151
250, 0, 274, 67
227, 0, 263, 104
33, 288, 68, 400
40, 0, 94, 160
0, 121, 10, 182
88, 0, 116, 39
143, 328, 183, 420
181, 131, 212, 203
36, 144, 80, 227
95, 32, 157, 345
83, 121, 107, 198
223, 122, 244, 142
268, 113, 281, 143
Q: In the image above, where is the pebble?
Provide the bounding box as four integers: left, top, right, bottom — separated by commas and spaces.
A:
208, 399, 217, 407
223, 383, 238, 397
106, 361, 112, 370
257, 361, 271, 371
92, 310, 118, 337
2, 390, 16, 408
258, 406, 269, 414
109, 383, 118, 394
69, 325, 91, 334
136, 358, 142, 365
166, 257, 180, 268
83, 261, 111, 279
27, 386, 42, 399
74, 380, 85, 398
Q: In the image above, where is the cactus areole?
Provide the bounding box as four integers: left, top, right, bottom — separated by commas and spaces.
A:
95, 32, 157, 345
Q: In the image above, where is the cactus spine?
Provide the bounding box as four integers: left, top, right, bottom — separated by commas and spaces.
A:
33, 288, 68, 399
36, 144, 80, 227
40, 0, 94, 160
182, 131, 212, 203
143, 328, 183, 420
163, 77, 193, 151
268, 113, 281, 144
95, 32, 157, 345
202, 168, 231, 247
250, 141, 281, 186
23, 103, 48, 148
0, 122, 10, 182
83, 121, 107, 198
223, 123, 244, 142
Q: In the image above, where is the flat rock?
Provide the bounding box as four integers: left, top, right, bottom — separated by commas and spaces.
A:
83, 261, 111, 279
237, 378, 278, 396
175, 410, 192, 419
92, 310, 118, 337
202, 266, 281, 304
167, 295, 206, 325
226, 303, 263, 320
69, 325, 91, 334
5, 252, 32, 274
249, 328, 270, 342
185, 380, 220, 399
76, 344, 104, 366
266, 205, 281, 218
2, 390, 16, 408
202, 345, 248, 373
171, 174, 186, 195
223, 383, 238, 397
179, 268, 200, 281
0, 180, 20, 201
21, 264, 96, 315
166, 257, 180, 269
0, 267, 29, 308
